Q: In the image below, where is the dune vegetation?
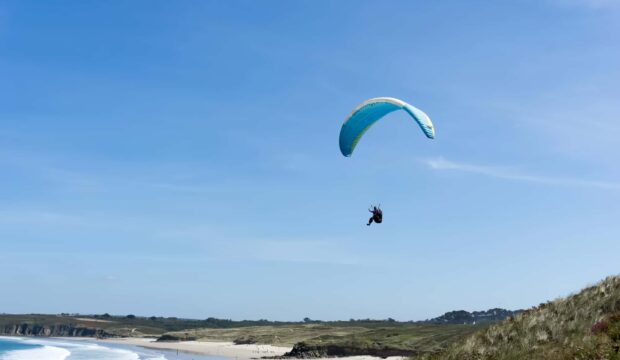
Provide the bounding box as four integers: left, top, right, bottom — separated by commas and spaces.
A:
418, 275, 620, 360
5, 277, 620, 359
0, 313, 487, 357
161, 322, 487, 357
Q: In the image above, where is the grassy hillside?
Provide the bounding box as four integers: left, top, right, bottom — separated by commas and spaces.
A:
287, 323, 488, 357
158, 323, 370, 346
418, 275, 620, 360
161, 322, 487, 357
0, 314, 487, 357
0, 314, 318, 337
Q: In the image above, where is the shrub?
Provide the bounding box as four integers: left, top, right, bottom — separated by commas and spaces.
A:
592, 321, 609, 334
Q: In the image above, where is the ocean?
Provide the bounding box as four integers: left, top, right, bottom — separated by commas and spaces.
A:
0, 337, 223, 360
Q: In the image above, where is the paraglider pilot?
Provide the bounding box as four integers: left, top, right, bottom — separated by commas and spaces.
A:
367, 205, 383, 226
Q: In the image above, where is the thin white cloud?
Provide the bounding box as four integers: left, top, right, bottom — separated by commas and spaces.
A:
550, 0, 620, 9
44, 167, 101, 192
0, 147, 224, 195
0, 210, 92, 226
251, 240, 362, 265
146, 182, 216, 193
424, 157, 620, 190
104, 275, 117, 282
155, 227, 364, 265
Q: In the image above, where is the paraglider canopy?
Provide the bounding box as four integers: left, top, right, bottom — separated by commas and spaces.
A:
339, 97, 435, 157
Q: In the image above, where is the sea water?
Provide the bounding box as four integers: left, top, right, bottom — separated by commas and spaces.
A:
0, 337, 223, 360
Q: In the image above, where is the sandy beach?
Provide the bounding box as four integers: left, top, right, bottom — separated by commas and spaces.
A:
101, 338, 405, 360
102, 337, 291, 359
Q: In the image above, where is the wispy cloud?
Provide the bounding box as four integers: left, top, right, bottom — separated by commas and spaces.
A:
515, 92, 620, 166
103, 275, 118, 282
249, 239, 362, 265
424, 157, 620, 190
0, 147, 225, 195
0, 210, 93, 227
550, 0, 620, 9
156, 227, 363, 265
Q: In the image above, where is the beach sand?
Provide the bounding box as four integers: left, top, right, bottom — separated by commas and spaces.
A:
102, 337, 291, 359
101, 338, 405, 360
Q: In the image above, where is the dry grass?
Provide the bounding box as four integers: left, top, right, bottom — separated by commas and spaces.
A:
417, 275, 620, 360
162, 324, 371, 346
162, 323, 486, 356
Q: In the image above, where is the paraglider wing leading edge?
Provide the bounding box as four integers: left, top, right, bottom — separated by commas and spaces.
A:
339, 97, 435, 157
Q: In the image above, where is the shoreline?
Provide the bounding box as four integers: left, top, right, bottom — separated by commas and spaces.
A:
100, 338, 406, 360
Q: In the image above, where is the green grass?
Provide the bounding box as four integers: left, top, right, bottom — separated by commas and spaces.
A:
161, 322, 488, 357
0, 314, 488, 357
296, 323, 488, 357
0, 314, 302, 337
160, 324, 370, 346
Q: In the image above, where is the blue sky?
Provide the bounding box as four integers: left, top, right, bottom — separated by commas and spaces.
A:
0, 0, 619, 320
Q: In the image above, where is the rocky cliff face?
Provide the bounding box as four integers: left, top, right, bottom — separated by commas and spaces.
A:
1, 323, 111, 338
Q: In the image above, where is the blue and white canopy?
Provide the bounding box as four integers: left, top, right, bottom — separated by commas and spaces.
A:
339, 97, 435, 157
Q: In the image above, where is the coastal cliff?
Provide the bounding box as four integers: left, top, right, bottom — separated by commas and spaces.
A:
1, 323, 111, 337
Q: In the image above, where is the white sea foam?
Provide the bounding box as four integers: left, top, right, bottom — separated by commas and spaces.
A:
0, 337, 171, 360
41, 341, 140, 360
144, 355, 166, 360
1, 345, 71, 360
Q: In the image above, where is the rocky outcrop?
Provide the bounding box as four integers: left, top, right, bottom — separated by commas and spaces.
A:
1, 323, 112, 338
156, 334, 197, 342
283, 342, 418, 358
233, 336, 258, 344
